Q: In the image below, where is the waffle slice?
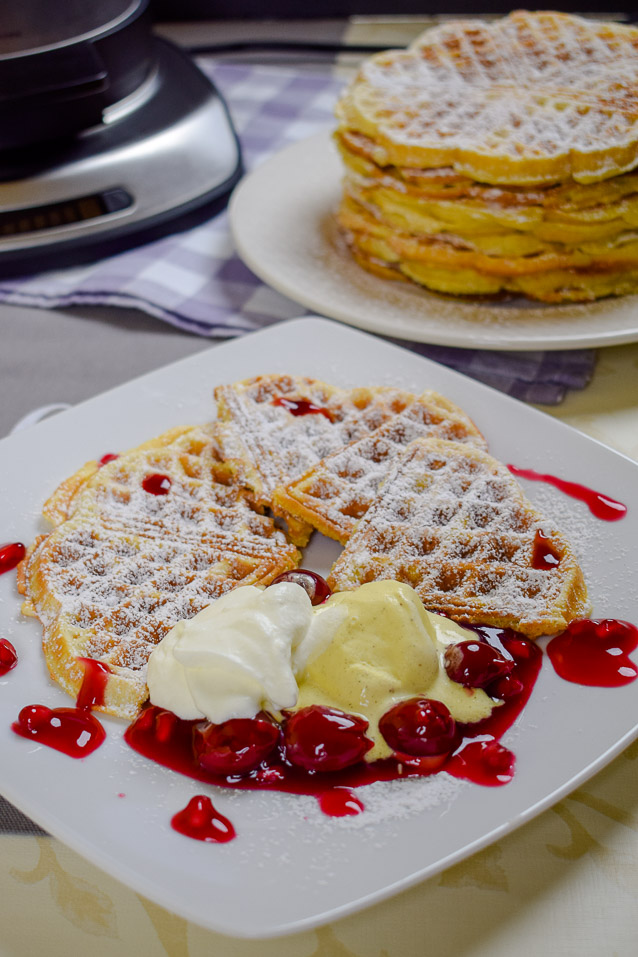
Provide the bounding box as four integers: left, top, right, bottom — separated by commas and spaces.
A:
337, 12, 638, 186
328, 438, 589, 637
273, 391, 487, 543
213, 375, 415, 544
19, 425, 300, 719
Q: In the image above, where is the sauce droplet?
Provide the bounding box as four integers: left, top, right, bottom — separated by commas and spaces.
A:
142, 473, 172, 496
0, 638, 18, 675
272, 396, 334, 421
318, 787, 365, 817
507, 465, 627, 521
547, 619, 638, 687
12, 659, 110, 757
531, 529, 562, 569
0, 542, 26, 575
171, 795, 236, 843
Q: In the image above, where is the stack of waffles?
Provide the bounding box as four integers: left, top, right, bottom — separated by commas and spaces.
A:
19, 375, 590, 717
334, 11, 638, 302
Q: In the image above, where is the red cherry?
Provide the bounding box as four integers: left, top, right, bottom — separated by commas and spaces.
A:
379, 697, 457, 757
270, 569, 331, 605
0, 542, 26, 575
142, 473, 172, 496
192, 715, 280, 776
0, 638, 18, 675
282, 705, 373, 772
447, 739, 515, 786
98, 453, 119, 467
487, 672, 524, 700
444, 640, 514, 689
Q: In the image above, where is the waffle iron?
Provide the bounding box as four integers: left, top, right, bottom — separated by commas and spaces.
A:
0, 0, 242, 275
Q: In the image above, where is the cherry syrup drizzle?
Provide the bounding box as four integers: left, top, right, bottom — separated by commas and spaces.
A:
171, 795, 236, 843
12, 658, 109, 758
0, 639, 18, 675
507, 465, 627, 521
124, 630, 543, 807
0, 542, 26, 575
272, 396, 334, 422
547, 619, 638, 687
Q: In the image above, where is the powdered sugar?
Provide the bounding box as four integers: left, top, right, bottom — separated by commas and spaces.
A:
277, 390, 487, 542
329, 437, 589, 636
346, 13, 638, 182
214, 374, 415, 507
25, 425, 300, 713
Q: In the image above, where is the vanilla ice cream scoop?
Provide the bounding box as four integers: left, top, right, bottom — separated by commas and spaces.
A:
296, 580, 495, 759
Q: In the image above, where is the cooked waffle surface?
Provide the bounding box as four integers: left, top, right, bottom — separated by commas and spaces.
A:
327, 438, 590, 637
20, 426, 300, 718
213, 375, 415, 543
274, 392, 487, 543
337, 12, 638, 186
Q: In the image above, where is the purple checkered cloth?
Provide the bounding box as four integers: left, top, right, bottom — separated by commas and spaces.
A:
0, 61, 595, 404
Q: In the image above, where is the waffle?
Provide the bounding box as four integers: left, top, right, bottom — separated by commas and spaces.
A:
213, 375, 415, 544
328, 438, 590, 638
336, 129, 638, 210
336, 131, 638, 301
19, 426, 301, 719
336, 12, 638, 187
339, 196, 638, 301
273, 391, 487, 543
334, 13, 638, 302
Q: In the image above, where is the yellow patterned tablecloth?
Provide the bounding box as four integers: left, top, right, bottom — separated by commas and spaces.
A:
2, 345, 638, 957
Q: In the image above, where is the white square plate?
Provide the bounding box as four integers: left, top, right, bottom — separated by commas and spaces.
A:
1, 317, 637, 939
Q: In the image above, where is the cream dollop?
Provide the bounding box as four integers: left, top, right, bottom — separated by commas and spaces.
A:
146, 582, 344, 723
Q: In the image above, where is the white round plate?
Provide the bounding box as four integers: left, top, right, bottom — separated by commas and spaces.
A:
230, 131, 638, 352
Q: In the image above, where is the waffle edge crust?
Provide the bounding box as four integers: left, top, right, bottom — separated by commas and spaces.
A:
19, 376, 590, 718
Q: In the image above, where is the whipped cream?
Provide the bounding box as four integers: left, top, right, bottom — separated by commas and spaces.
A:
147, 583, 344, 723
